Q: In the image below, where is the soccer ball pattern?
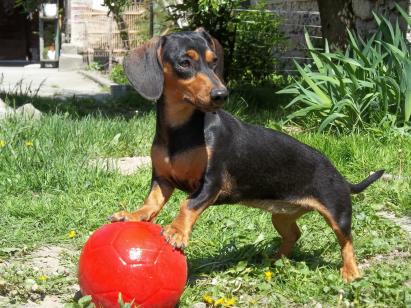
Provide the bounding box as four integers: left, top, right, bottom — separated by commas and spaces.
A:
78, 222, 187, 307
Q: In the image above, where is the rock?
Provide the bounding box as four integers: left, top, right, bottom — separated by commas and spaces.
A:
29, 246, 69, 277
21, 296, 62, 308
0, 296, 9, 306
16, 103, 42, 120
0, 98, 13, 119
192, 303, 207, 308
90, 156, 151, 175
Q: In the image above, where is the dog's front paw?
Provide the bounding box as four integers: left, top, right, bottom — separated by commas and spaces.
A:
109, 211, 139, 222
109, 208, 156, 222
162, 224, 189, 249
340, 266, 361, 283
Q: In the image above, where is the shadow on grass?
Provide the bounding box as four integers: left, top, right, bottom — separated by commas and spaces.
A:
187, 238, 339, 285
1, 83, 293, 124
0, 90, 155, 119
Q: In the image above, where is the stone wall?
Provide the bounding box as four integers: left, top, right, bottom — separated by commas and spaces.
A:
251, 0, 411, 71
352, 0, 409, 39
257, 0, 321, 71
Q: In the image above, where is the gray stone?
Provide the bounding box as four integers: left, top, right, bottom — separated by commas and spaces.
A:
0, 98, 13, 119
59, 54, 85, 72
21, 296, 63, 308
29, 246, 69, 277
192, 303, 207, 308
90, 156, 151, 175
0, 296, 9, 306
16, 103, 42, 120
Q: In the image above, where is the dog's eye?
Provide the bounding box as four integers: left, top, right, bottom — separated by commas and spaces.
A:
179, 60, 191, 68
211, 57, 218, 68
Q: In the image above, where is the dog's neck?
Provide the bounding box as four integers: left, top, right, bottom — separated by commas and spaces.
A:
154, 97, 205, 153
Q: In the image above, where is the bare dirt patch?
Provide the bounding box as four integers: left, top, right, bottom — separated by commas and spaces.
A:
0, 245, 79, 307
377, 211, 411, 235
359, 250, 410, 270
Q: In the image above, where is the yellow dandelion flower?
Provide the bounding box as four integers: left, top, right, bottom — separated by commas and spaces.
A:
203, 294, 214, 304
224, 298, 236, 306
25, 140, 33, 147
38, 275, 48, 281
68, 230, 77, 238
0, 140, 5, 148
264, 271, 272, 281
215, 298, 225, 306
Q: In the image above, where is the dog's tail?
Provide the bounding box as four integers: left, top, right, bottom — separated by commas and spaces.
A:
349, 170, 385, 194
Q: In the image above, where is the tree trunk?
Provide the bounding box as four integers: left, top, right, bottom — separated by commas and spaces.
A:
317, 0, 355, 49
113, 13, 130, 50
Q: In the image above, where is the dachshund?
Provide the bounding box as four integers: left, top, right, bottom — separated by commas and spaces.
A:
110, 28, 384, 282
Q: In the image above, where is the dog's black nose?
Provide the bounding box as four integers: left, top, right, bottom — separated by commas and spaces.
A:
210, 88, 228, 101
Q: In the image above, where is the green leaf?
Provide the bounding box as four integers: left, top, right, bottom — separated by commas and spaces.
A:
294, 61, 332, 107
78, 295, 94, 308
276, 88, 300, 95
395, 3, 411, 27
404, 61, 411, 122
304, 30, 324, 73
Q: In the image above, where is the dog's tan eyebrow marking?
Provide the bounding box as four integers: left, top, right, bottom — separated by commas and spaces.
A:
205, 50, 216, 63
186, 49, 200, 61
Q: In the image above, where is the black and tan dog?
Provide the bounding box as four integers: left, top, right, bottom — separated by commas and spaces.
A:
110, 28, 384, 282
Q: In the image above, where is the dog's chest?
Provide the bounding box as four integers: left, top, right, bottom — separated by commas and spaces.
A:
151, 145, 207, 191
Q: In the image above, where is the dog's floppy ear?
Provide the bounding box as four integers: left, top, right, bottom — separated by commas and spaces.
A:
123, 36, 163, 101
195, 27, 224, 80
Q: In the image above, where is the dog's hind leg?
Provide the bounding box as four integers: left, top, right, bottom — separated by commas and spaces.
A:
295, 197, 361, 282
271, 210, 307, 258
320, 202, 360, 282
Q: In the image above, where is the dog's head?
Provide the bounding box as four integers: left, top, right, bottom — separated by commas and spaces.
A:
124, 28, 227, 111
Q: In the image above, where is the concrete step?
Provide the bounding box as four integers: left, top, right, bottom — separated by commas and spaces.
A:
60, 43, 79, 55
58, 54, 85, 71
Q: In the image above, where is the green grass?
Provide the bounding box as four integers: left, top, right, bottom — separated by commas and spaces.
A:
0, 93, 410, 307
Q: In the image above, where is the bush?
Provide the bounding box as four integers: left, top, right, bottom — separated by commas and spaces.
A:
168, 1, 284, 84
110, 64, 129, 85
279, 4, 411, 133
230, 4, 284, 84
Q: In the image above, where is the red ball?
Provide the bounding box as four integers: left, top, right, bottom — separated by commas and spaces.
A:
78, 222, 187, 308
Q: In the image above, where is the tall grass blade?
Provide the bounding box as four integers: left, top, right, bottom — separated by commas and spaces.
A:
294, 61, 332, 107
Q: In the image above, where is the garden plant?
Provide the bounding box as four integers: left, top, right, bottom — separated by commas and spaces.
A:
279, 4, 411, 133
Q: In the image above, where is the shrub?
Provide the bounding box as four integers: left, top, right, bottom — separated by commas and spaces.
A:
230, 3, 284, 85
167, 1, 284, 84
110, 64, 129, 85
278, 4, 411, 133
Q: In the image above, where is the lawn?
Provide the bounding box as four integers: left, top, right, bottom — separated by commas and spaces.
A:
0, 93, 410, 307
